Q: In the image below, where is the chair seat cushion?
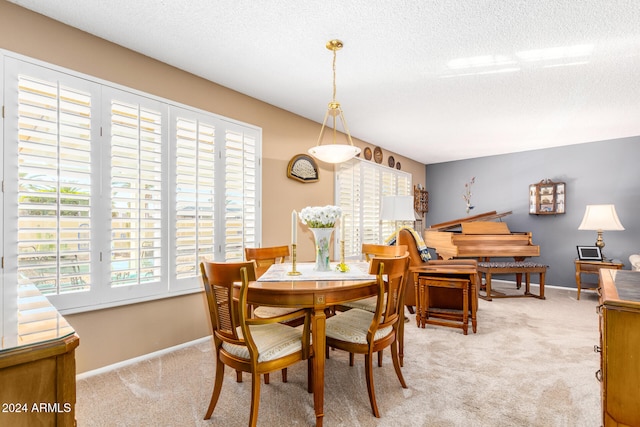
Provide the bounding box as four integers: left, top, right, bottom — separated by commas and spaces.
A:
253, 306, 304, 319
325, 308, 393, 344
340, 294, 386, 312
222, 324, 302, 362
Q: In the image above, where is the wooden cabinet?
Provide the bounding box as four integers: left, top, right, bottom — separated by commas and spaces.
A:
0, 285, 79, 426
528, 179, 565, 215
598, 269, 640, 426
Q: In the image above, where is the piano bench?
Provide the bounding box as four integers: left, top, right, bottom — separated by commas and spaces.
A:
477, 261, 547, 301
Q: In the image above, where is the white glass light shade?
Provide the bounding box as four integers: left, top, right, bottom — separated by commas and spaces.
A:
381, 195, 415, 221
308, 144, 361, 164
578, 204, 625, 231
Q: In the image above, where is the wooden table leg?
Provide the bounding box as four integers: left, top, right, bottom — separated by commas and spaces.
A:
312, 306, 326, 427
484, 271, 493, 301
414, 273, 422, 328
462, 285, 468, 335
470, 274, 478, 333
422, 279, 430, 328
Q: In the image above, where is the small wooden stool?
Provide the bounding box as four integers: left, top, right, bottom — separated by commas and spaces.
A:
416, 276, 472, 335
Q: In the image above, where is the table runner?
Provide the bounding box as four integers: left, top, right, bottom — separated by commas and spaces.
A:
258, 261, 375, 282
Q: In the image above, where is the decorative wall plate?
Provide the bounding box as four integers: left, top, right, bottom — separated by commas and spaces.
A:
364, 147, 372, 160
287, 154, 319, 183
388, 155, 395, 167
396, 162, 401, 170
373, 146, 383, 164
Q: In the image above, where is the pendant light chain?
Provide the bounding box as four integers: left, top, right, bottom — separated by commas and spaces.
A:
332, 47, 337, 102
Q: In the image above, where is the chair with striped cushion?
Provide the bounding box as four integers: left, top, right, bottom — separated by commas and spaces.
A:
338, 244, 408, 367
200, 260, 312, 426
325, 254, 410, 418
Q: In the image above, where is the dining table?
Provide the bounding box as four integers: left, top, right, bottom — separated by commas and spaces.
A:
246, 261, 377, 427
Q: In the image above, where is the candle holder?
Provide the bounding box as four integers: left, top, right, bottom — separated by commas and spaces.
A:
336, 239, 349, 272
287, 243, 302, 276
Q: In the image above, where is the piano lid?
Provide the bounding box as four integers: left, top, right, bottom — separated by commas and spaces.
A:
428, 211, 513, 231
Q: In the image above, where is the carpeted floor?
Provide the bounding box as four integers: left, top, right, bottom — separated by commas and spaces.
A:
76, 283, 601, 426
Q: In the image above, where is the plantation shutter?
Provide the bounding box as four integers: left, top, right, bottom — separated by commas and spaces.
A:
336, 161, 361, 257
380, 170, 398, 238
335, 158, 412, 256
174, 115, 216, 278
109, 99, 163, 287
223, 126, 259, 261
15, 74, 93, 295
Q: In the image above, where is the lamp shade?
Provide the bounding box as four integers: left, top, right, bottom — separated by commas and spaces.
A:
308, 144, 361, 164
381, 196, 415, 221
578, 204, 625, 231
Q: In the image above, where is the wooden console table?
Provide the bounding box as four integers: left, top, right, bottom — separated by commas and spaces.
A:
574, 259, 623, 300
0, 284, 79, 426
598, 269, 640, 426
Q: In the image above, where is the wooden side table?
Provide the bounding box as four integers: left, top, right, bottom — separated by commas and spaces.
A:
574, 259, 623, 300
411, 264, 479, 334
416, 275, 471, 334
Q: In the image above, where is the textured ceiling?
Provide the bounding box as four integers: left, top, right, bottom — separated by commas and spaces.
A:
9, 0, 640, 164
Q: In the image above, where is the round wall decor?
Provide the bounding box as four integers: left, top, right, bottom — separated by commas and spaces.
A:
364, 147, 372, 160
373, 146, 383, 164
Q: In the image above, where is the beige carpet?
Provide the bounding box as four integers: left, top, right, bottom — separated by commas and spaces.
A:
76, 283, 601, 426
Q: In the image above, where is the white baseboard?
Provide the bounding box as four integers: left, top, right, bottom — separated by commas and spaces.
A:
489, 278, 578, 292
76, 336, 211, 380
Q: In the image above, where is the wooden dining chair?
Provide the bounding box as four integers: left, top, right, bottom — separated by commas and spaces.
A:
361, 243, 409, 261
324, 254, 410, 418
340, 243, 408, 312
244, 245, 289, 278
200, 260, 312, 426
244, 245, 306, 326
338, 244, 409, 366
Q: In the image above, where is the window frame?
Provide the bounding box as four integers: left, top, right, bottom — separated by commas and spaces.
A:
335, 157, 412, 259
2, 50, 262, 314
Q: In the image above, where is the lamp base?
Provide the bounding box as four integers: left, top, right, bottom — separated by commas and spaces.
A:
596, 231, 607, 260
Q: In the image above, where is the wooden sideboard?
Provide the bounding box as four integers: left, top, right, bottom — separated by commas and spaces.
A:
0, 284, 79, 426
598, 269, 640, 426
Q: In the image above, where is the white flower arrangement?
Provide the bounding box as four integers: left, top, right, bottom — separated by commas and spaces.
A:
299, 205, 342, 228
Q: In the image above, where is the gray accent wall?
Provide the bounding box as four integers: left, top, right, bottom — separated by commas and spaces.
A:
425, 137, 640, 288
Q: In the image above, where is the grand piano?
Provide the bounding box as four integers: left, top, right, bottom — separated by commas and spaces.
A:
424, 211, 540, 261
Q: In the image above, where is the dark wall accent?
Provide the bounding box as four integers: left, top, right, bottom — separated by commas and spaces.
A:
425, 137, 640, 288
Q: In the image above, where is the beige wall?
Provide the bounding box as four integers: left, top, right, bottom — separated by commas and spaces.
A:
0, 1, 426, 373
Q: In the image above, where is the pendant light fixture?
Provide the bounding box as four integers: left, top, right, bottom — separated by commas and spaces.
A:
308, 39, 361, 163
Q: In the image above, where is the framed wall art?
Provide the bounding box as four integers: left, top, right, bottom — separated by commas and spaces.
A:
287, 154, 319, 183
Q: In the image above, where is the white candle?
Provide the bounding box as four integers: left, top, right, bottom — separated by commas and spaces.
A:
291, 210, 297, 245
340, 214, 345, 242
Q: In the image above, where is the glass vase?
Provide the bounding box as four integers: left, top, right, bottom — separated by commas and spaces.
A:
310, 227, 334, 271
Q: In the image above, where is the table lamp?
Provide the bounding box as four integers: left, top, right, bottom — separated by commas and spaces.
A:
381, 195, 415, 245
578, 204, 624, 260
